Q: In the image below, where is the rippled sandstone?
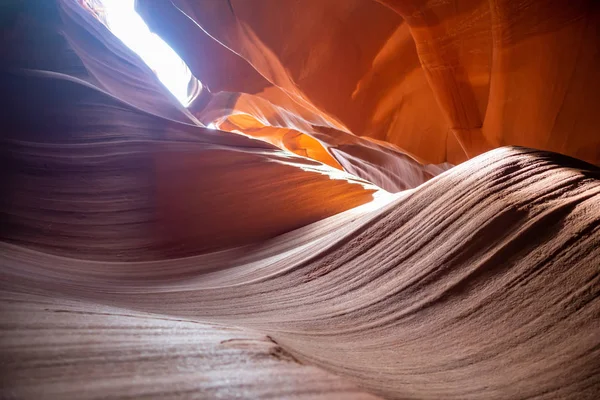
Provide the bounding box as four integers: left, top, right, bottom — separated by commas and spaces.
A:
0, 0, 599, 399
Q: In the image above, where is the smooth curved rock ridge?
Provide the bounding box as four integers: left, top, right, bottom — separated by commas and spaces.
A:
0, 66, 380, 260
1, 0, 599, 399
1, 147, 599, 399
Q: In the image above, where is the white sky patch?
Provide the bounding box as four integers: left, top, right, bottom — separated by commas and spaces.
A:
100, 0, 194, 106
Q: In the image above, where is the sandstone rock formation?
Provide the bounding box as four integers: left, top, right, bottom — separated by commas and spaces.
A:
0, 0, 599, 399
138, 0, 600, 168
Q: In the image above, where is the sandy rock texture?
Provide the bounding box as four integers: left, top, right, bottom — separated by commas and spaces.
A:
1, 0, 599, 399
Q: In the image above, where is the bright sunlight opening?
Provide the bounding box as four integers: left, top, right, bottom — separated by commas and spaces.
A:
86, 0, 197, 106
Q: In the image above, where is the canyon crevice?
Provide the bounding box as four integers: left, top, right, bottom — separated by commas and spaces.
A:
1, 0, 599, 399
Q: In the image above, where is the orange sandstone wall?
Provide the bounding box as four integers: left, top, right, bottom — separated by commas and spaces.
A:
137, 0, 600, 166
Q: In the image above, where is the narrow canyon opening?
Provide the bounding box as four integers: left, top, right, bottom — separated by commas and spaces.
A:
83, 0, 197, 106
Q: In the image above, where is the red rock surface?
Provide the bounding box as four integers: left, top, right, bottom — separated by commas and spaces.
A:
0, 0, 599, 399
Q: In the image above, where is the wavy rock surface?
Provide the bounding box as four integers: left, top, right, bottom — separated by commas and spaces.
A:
1, 0, 599, 399
0, 291, 380, 399
2, 147, 599, 399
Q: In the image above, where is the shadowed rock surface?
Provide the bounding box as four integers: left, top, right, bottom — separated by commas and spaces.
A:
0, 0, 599, 399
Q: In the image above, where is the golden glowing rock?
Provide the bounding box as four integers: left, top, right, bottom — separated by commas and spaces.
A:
139, 0, 600, 166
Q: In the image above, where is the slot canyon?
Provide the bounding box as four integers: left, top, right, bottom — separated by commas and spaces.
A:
0, 0, 599, 398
